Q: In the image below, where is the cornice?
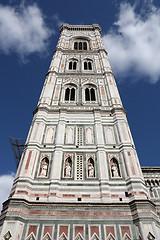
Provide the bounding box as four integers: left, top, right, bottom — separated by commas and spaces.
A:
54, 47, 108, 55
60, 24, 101, 34
46, 70, 114, 78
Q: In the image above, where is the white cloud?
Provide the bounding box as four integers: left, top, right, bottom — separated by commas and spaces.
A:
0, 4, 53, 58
0, 173, 15, 211
102, 2, 160, 83
52, 13, 64, 27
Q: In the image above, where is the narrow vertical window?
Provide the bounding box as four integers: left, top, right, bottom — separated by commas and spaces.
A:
85, 88, 90, 101
65, 88, 70, 101
69, 60, 77, 70
73, 61, 77, 70
74, 42, 78, 50
70, 88, 75, 101
76, 155, 83, 180
88, 61, 92, 70
84, 61, 87, 70
69, 61, 72, 70
91, 88, 96, 101
77, 127, 83, 145
79, 42, 82, 50
83, 42, 87, 50
65, 87, 76, 102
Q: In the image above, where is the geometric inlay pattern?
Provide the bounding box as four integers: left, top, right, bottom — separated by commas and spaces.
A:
59, 233, 67, 240
3, 231, 12, 240
75, 233, 84, 240
148, 232, 155, 240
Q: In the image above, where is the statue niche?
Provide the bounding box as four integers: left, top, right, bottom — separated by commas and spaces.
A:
39, 157, 49, 177
110, 158, 120, 177
87, 157, 95, 177
64, 157, 72, 177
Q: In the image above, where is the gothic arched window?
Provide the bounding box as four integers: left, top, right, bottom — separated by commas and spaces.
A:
85, 86, 96, 102
83, 60, 92, 70
88, 61, 92, 70
84, 61, 87, 70
79, 42, 82, 50
73, 41, 88, 50
64, 86, 76, 102
74, 42, 78, 50
73, 61, 77, 70
90, 88, 96, 101
69, 61, 72, 70
68, 60, 77, 70
83, 42, 87, 50
65, 88, 70, 100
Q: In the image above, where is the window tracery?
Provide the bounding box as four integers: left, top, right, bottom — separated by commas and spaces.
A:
74, 41, 88, 50
83, 60, 92, 70
76, 126, 83, 145
84, 85, 96, 102
68, 60, 77, 70
64, 86, 76, 102
76, 155, 83, 180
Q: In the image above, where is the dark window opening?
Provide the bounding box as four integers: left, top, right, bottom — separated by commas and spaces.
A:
125, 192, 128, 197
91, 88, 96, 101
74, 41, 88, 50
65, 87, 75, 102
74, 42, 78, 50
70, 88, 75, 101
83, 42, 87, 50
79, 42, 82, 50
85, 87, 96, 102
69, 61, 72, 70
69, 61, 77, 70
84, 61, 87, 70
73, 61, 77, 70
85, 88, 90, 101
65, 88, 70, 101
88, 61, 92, 70
84, 61, 92, 70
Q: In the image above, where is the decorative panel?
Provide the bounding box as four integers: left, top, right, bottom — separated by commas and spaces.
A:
104, 126, 116, 144
120, 226, 132, 240
66, 126, 74, 144
85, 126, 94, 144
44, 126, 56, 144
41, 225, 54, 240
89, 225, 101, 240
73, 225, 85, 240
104, 225, 116, 240
26, 225, 39, 240
63, 153, 73, 178
57, 225, 70, 240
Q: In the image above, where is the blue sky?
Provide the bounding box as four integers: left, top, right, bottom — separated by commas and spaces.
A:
0, 0, 160, 209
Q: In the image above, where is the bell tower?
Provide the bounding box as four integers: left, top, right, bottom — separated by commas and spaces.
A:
0, 24, 160, 240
